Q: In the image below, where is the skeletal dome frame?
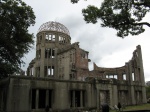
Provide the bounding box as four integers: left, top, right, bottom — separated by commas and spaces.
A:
38, 21, 70, 36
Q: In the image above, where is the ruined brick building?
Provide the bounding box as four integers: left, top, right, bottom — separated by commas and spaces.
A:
0, 21, 147, 112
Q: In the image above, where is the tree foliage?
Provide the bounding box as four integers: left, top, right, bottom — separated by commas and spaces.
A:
71, 0, 79, 4
72, 0, 150, 38
0, 0, 35, 78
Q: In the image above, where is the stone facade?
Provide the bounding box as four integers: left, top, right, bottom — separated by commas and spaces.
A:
0, 21, 147, 112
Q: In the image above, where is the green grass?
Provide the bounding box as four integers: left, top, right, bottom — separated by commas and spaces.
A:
110, 103, 150, 112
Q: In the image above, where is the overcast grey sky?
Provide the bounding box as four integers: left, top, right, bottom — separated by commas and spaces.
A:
22, 0, 150, 81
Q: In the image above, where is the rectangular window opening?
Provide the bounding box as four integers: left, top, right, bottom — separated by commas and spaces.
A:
132, 72, 135, 81
52, 49, 55, 58
123, 74, 126, 80
45, 49, 48, 58
31, 89, 36, 109
70, 90, 85, 107
44, 66, 47, 76
114, 75, 118, 79
63, 37, 66, 43
36, 67, 40, 77
52, 35, 55, 41
51, 66, 54, 75
30, 67, 34, 76
48, 49, 51, 58
49, 90, 52, 108
109, 75, 113, 78
48, 67, 51, 76
45, 34, 49, 41
38, 89, 46, 109
39, 49, 41, 59
106, 75, 108, 78
48, 34, 52, 41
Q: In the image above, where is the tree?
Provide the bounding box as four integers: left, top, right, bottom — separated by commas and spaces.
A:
71, 0, 79, 3
0, 0, 35, 78
72, 0, 150, 38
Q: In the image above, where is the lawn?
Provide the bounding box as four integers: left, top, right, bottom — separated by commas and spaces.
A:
110, 103, 150, 112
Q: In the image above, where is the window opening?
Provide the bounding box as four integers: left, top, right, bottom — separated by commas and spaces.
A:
123, 74, 126, 80
45, 34, 49, 41
52, 49, 55, 58
39, 49, 41, 59
85, 53, 88, 59
30, 67, 34, 76
45, 48, 55, 58
52, 35, 55, 41
36, 67, 40, 77
36, 49, 41, 59
45, 34, 53, 41
48, 67, 51, 76
45, 66, 54, 76
63, 37, 66, 43
51, 66, 54, 75
59, 36, 64, 43
70, 90, 85, 107
70, 74, 72, 79
106, 75, 108, 78
45, 49, 48, 58
48, 49, 51, 58
109, 75, 113, 78
44, 66, 47, 76
132, 72, 135, 81
49, 90, 52, 108
114, 75, 118, 79
38, 89, 46, 108
31, 89, 36, 109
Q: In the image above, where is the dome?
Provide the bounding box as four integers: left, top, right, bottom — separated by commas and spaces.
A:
38, 21, 70, 36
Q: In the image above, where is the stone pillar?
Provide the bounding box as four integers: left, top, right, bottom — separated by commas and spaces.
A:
36, 89, 39, 109
46, 90, 49, 106
80, 91, 83, 107
137, 45, 147, 103
50, 48, 52, 76
109, 85, 113, 107
40, 33, 45, 77
112, 85, 118, 106
137, 45, 145, 85
128, 61, 136, 105
96, 89, 100, 110
33, 64, 36, 77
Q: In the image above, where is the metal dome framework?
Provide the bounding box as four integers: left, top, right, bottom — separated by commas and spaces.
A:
38, 21, 70, 36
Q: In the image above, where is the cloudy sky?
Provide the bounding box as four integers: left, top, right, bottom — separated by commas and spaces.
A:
22, 0, 150, 81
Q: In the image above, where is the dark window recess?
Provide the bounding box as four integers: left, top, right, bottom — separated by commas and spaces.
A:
49, 90, 52, 108
45, 49, 48, 58
83, 91, 85, 107
31, 89, 36, 109
36, 67, 40, 77
49, 49, 51, 58
70, 90, 85, 107
44, 66, 47, 76
75, 91, 80, 107
45, 48, 55, 58
38, 89, 46, 108
31, 89, 53, 109
52, 49, 55, 58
